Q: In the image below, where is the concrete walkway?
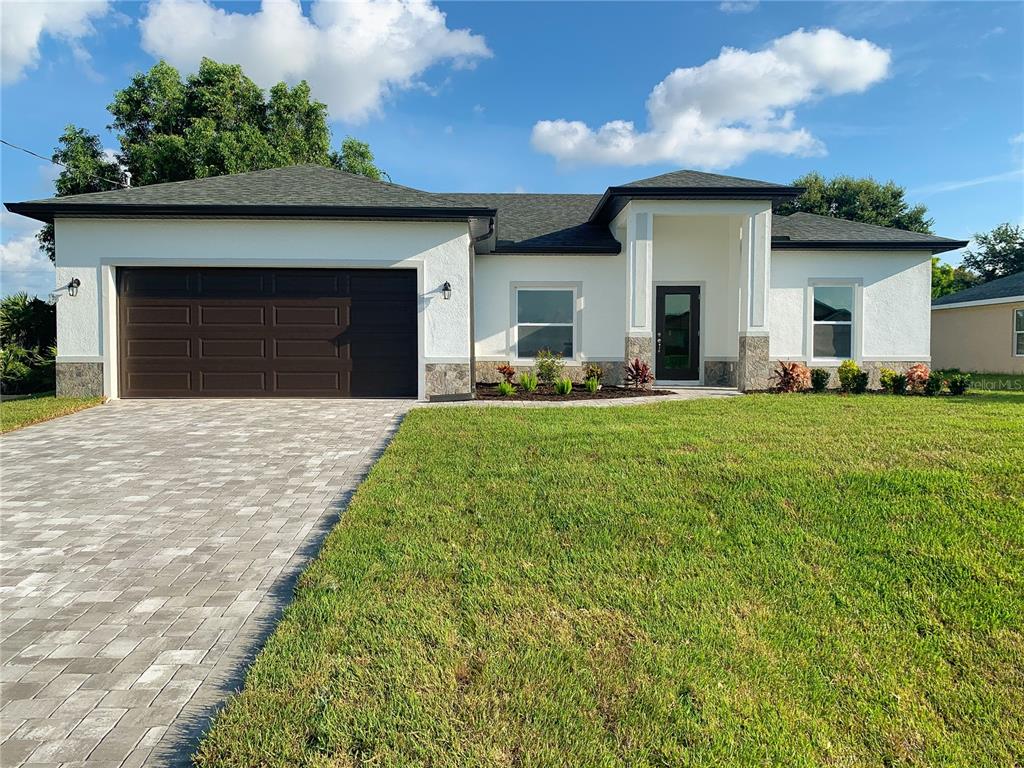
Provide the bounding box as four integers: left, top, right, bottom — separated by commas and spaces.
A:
0, 399, 410, 767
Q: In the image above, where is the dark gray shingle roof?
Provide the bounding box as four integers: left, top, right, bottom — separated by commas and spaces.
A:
623, 169, 793, 190
441, 193, 618, 253
6, 164, 491, 217
773, 212, 967, 253
932, 270, 1024, 306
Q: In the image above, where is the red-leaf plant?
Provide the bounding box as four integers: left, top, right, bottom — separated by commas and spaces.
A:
905, 363, 930, 393
770, 361, 811, 393
624, 358, 654, 389
495, 362, 517, 384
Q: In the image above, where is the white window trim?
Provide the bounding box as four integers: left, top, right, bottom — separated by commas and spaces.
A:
509, 283, 582, 363
1014, 308, 1024, 358
806, 279, 863, 364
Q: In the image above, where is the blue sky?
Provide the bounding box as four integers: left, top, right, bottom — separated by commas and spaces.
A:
2, 0, 1022, 299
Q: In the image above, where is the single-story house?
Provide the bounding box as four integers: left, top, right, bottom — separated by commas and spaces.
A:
931, 270, 1024, 374
5, 164, 967, 400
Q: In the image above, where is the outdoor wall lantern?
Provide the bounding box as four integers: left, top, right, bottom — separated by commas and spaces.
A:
67, 278, 81, 297
441, 281, 452, 300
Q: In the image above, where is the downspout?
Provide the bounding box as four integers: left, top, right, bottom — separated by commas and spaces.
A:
468, 217, 494, 399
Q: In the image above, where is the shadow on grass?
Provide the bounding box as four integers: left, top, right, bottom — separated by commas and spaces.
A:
148, 415, 405, 768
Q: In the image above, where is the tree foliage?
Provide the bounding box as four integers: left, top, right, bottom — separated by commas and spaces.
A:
39, 59, 383, 261
959, 223, 1024, 282
931, 257, 980, 299
777, 172, 933, 234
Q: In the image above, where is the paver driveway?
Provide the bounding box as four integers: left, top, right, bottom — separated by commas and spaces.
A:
0, 399, 411, 767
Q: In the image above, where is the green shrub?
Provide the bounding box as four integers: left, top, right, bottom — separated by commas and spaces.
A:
923, 371, 944, 396
497, 379, 516, 397
879, 368, 899, 392
553, 377, 572, 395
534, 349, 565, 383
0, 293, 57, 395
890, 373, 908, 395
837, 360, 861, 393
584, 376, 599, 393
947, 372, 971, 395
583, 362, 603, 382
810, 368, 830, 393
851, 371, 869, 394
519, 371, 538, 392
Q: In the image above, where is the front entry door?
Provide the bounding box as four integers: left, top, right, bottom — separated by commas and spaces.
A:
655, 286, 700, 381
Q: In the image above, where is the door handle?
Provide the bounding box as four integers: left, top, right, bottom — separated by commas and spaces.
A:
656, 332, 662, 352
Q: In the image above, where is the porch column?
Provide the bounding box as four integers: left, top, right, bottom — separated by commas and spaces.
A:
737, 210, 771, 391
625, 210, 654, 370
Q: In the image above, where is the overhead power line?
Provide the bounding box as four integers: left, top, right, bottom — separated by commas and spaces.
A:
0, 138, 129, 189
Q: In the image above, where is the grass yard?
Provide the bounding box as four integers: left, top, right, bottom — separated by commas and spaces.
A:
957, 372, 1024, 391
0, 393, 103, 433
196, 392, 1024, 768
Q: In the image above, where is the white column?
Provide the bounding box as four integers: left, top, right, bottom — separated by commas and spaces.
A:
628, 210, 653, 332
739, 210, 770, 334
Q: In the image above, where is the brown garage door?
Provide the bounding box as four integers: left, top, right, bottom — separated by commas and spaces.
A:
118, 267, 417, 398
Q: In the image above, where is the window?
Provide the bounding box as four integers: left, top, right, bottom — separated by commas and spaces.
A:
812, 285, 854, 359
1016, 309, 1024, 357
515, 287, 575, 358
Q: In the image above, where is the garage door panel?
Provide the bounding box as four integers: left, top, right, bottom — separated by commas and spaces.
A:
119, 268, 416, 398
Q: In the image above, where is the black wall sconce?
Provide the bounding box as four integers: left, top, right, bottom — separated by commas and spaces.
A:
67, 278, 81, 297
441, 281, 452, 300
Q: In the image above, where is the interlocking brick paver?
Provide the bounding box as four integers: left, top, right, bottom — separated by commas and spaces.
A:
1, 399, 408, 766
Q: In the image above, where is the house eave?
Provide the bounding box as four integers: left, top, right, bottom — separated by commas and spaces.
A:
771, 239, 969, 255
3, 202, 498, 225
589, 185, 804, 224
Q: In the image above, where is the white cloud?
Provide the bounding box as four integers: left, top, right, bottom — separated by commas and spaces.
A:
0, 230, 54, 299
531, 28, 890, 169
1, 0, 111, 85
910, 168, 1024, 197
719, 1, 758, 13
139, 0, 491, 122
981, 26, 1005, 40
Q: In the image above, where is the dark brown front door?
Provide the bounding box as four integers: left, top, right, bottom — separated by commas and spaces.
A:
118, 267, 417, 398
655, 286, 700, 381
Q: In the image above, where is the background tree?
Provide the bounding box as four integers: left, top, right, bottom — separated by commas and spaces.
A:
959, 223, 1024, 282
777, 172, 933, 234
38, 126, 125, 261
931, 257, 980, 299
40, 58, 383, 260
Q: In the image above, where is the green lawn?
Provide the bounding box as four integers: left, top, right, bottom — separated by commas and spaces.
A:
953, 372, 1024, 391
196, 393, 1024, 768
0, 393, 103, 433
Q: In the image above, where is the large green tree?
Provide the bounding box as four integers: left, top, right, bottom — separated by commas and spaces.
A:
777, 172, 934, 234
959, 223, 1024, 282
40, 58, 383, 261
931, 257, 980, 299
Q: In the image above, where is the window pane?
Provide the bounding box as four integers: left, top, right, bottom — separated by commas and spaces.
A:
1016, 309, 1024, 332
814, 286, 854, 322
518, 290, 574, 324
813, 323, 851, 358
518, 325, 573, 358
1017, 331, 1024, 356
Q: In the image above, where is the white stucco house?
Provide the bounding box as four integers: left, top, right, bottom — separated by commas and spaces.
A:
5, 165, 967, 400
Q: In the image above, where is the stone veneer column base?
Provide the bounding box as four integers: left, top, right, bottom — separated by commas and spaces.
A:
737, 335, 771, 392
424, 363, 473, 401
56, 362, 104, 398
625, 334, 653, 372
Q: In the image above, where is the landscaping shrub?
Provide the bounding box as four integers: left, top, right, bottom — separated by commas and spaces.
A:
584, 376, 599, 393
851, 371, 869, 394
810, 368, 830, 393
770, 361, 811, 393
947, 372, 971, 395
837, 360, 862, 393
906, 363, 931, 393
497, 379, 516, 397
553, 377, 573, 395
495, 362, 517, 384
924, 371, 944, 396
890, 373, 908, 395
0, 293, 57, 395
583, 362, 603, 382
534, 349, 565, 383
624, 357, 654, 389
519, 371, 538, 392
879, 368, 899, 393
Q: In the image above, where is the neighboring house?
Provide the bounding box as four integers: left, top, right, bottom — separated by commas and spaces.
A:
5, 165, 966, 400
931, 271, 1024, 374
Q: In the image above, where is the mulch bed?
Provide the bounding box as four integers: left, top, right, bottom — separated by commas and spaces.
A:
475, 383, 674, 401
